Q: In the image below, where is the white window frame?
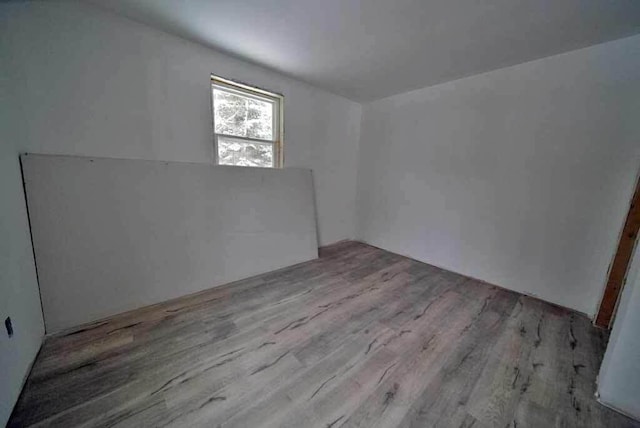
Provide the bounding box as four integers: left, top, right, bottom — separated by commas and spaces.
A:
211, 75, 284, 168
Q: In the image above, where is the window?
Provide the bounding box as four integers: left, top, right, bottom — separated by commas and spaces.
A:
211, 75, 283, 168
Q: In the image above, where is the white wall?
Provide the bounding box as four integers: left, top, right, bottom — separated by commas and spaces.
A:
23, 155, 318, 332
0, 0, 360, 423
1, 0, 361, 247
356, 35, 640, 316
0, 127, 45, 426
0, 10, 46, 425
598, 243, 640, 420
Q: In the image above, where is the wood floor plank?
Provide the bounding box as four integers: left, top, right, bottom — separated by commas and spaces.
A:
8, 241, 639, 428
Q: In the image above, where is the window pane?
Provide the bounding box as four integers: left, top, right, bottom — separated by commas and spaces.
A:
217, 136, 274, 167
214, 88, 273, 140
246, 98, 273, 140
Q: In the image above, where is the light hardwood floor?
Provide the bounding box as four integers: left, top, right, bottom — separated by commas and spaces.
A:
9, 241, 639, 427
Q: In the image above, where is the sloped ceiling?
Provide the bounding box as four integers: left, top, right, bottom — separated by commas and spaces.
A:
89, 0, 640, 101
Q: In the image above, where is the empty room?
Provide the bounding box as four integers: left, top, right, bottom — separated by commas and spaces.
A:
2, 1, 640, 427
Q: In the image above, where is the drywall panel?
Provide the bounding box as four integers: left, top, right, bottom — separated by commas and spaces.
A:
22, 154, 318, 332
356, 35, 640, 316
597, 244, 640, 420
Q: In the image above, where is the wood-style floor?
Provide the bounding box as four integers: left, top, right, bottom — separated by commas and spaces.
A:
9, 241, 639, 427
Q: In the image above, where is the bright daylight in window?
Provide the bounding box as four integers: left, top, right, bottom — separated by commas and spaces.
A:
212, 76, 283, 168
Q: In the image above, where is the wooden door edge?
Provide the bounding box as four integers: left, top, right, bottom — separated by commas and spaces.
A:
594, 172, 640, 328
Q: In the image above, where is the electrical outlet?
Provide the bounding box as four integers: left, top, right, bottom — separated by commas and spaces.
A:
5, 316, 13, 338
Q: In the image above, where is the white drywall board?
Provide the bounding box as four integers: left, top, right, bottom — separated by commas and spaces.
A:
22, 154, 318, 332
356, 35, 640, 316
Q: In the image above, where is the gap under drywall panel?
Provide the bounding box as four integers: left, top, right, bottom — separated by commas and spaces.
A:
21, 154, 318, 333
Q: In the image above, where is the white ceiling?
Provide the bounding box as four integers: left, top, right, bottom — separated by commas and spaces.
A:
89, 0, 640, 102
